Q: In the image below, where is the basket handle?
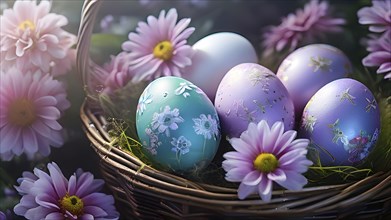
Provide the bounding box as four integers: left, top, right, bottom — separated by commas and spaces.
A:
76, 0, 103, 98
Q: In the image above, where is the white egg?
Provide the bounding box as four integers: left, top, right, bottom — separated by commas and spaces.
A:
182, 32, 258, 101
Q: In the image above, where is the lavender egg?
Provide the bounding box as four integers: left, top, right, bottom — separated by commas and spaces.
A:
277, 44, 352, 117
300, 78, 380, 166
215, 63, 295, 138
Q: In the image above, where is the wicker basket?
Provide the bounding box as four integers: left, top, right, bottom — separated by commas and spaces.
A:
76, 0, 391, 219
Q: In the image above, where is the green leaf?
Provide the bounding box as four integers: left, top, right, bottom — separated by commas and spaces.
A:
89, 34, 127, 64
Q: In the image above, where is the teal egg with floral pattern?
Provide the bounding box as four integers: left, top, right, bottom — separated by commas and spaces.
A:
136, 76, 221, 174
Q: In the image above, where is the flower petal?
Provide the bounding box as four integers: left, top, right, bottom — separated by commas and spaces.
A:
225, 167, 251, 182
258, 177, 273, 202
37, 106, 61, 120
223, 151, 251, 161
239, 122, 261, 153
36, 194, 60, 209
24, 206, 52, 220
222, 159, 252, 172
48, 162, 68, 198
46, 212, 65, 219
278, 148, 308, 166
229, 137, 255, 159
281, 159, 313, 173
237, 182, 257, 200
274, 130, 297, 156
242, 170, 263, 186
81, 213, 95, 220
275, 170, 308, 191
83, 206, 108, 217
22, 127, 38, 154
267, 168, 287, 182
258, 120, 271, 152
82, 192, 114, 206
268, 121, 284, 153
377, 62, 391, 74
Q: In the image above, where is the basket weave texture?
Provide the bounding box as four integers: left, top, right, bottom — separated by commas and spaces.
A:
76, 0, 391, 219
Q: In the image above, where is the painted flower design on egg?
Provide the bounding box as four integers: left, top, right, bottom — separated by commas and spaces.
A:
174, 82, 202, 98
151, 105, 184, 137
233, 100, 257, 123
365, 98, 377, 112
248, 68, 273, 93
328, 119, 349, 147
346, 131, 371, 163
171, 136, 192, 155
302, 114, 317, 133
137, 89, 153, 115
338, 88, 356, 105
309, 56, 332, 72
144, 128, 161, 155
193, 114, 219, 140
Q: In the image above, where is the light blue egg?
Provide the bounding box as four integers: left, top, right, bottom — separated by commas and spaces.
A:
136, 76, 221, 174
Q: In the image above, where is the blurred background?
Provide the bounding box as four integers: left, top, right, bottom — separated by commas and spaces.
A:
1, 0, 388, 219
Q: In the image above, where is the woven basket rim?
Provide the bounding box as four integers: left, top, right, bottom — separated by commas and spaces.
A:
76, 0, 391, 218
80, 101, 391, 216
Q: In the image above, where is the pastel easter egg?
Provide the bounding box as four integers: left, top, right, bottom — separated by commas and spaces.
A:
136, 76, 221, 174
215, 63, 295, 138
183, 32, 258, 101
299, 78, 380, 166
276, 44, 352, 117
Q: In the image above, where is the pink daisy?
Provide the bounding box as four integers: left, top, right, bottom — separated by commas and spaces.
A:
362, 31, 391, 79
102, 52, 135, 93
14, 162, 119, 219
0, 0, 76, 75
262, 0, 345, 56
86, 52, 135, 100
0, 68, 70, 161
357, 0, 391, 33
222, 120, 313, 202
122, 8, 195, 83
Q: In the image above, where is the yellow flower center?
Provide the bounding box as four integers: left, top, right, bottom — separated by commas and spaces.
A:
253, 153, 279, 173
60, 194, 84, 216
8, 99, 36, 127
18, 20, 35, 31
153, 41, 173, 61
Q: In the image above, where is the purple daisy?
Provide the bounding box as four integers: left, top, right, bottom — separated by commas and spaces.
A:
262, 0, 345, 55
0, 0, 76, 76
0, 68, 70, 161
362, 32, 391, 79
122, 8, 195, 83
357, 0, 391, 33
14, 162, 119, 219
222, 120, 313, 202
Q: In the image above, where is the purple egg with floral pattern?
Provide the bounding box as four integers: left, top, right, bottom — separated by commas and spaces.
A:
299, 78, 380, 166
277, 44, 353, 117
215, 63, 295, 138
